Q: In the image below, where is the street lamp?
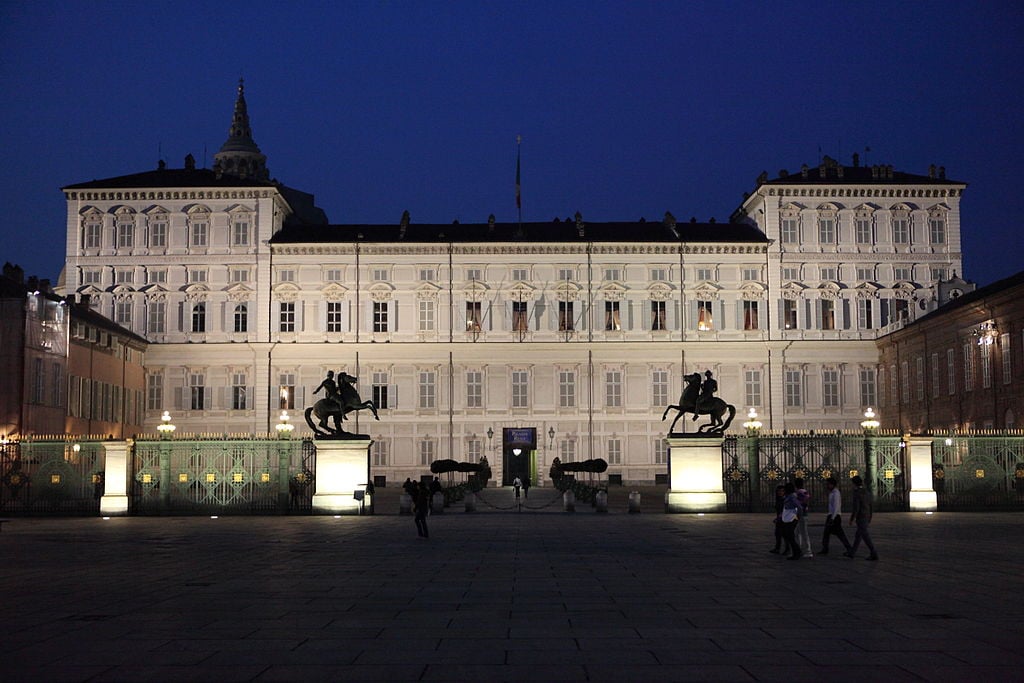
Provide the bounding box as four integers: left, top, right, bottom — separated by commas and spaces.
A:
742, 408, 762, 433
860, 407, 880, 431
548, 426, 556, 448
860, 408, 879, 498
275, 410, 295, 438
157, 410, 176, 438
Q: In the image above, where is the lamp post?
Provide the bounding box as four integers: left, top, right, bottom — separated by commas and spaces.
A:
275, 410, 295, 439
861, 407, 880, 498
157, 410, 176, 439
742, 409, 762, 511
156, 411, 175, 511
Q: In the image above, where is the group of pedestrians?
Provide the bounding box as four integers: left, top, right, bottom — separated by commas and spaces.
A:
771, 475, 878, 561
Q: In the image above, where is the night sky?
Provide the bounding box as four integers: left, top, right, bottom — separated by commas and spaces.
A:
2, 1, 1021, 287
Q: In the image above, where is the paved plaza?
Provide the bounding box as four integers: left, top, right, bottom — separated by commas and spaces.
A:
2, 488, 1023, 682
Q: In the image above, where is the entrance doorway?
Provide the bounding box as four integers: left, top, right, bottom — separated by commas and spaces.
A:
501, 427, 536, 486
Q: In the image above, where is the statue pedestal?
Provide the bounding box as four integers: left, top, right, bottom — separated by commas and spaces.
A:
311, 439, 371, 515
100, 441, 130, 516
664, 435, 727, 513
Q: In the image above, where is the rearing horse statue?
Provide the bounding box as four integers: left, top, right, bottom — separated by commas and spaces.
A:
661, 372, 736, 435
305, 372, 380, 437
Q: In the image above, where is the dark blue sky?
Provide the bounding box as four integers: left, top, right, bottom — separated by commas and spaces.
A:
2, 1, 1021, 286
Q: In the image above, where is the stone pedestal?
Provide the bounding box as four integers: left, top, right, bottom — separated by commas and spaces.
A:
100, 441, 130, 516
906, 435, 938, 512
664, 435, 727, 513
311, 439, 371, 515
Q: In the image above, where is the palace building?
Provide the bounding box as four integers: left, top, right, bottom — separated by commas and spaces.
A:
57, 82, 967, 485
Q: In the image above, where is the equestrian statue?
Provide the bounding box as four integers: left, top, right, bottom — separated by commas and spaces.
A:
305, 370, 380, 438
661, 370, 736, 435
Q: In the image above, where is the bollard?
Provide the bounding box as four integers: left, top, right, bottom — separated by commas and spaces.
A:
431, 491, 445, 514
464, 492, 476, 513
563, 490, 576, 512
628, 490, 641, 514
399, 493, 412, 515
595, 490, 608, 513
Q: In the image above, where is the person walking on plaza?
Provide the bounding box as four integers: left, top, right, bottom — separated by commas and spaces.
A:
512, 476, 522, 499
522, 477, 530, 499
769, 484, 790, 555
819, 477, 852, 555
793, 477, 813, 558
780, 482, 802, 560
846, 475, 878, 560
414, 481, 430, 538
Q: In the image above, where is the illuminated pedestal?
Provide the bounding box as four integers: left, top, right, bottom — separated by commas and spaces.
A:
100, 441, 130, 516
311, 438, 371, 515
906, 436, 938, 512
664, 436, 727, 513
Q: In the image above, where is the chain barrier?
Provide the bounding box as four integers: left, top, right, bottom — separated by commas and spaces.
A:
473, 488, 565, 511
473, 489, 519, 511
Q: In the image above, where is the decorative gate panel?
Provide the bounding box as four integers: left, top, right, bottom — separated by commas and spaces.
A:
933, 436, 1024, 510
0, 440, 103, 515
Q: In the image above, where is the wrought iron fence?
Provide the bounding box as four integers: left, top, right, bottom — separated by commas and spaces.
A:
0, 439, 104, 515
131, 437, 315, 515
723, 434, 907, 513
932, 435, 1024, 511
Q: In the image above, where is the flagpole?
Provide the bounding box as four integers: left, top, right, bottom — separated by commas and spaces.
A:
515, 135, 522, 232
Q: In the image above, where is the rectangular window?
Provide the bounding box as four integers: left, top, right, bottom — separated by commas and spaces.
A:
372, 371, 389, 409
512, 301, 529, 332
81, 269, 102, 285
894, 266, 912, 282
462, 301, 480, 332
781, 218, 798, 244
857, 299, 873, 329
822, 369, 840, 408
327, 302, 343, 333
916, 356, 925, 400
466, 439, 481, 464
32, 358, 44, 404
947, 348, 956, 395
419, 440, 434, 467
1002, 333, 1012, 385
372, 268, 388, 281
188, 269, 207, 283
696, 300, 713, 331
929, 218, 946, 244
651, 301, 667, 331
604, 268, 621, 281
820, 267, 837, 281
784, 369, 802, 407
233, 304, 248, 333
855, 218, 873, 245
277, 269, 295, 283
652, 369, 669, 407
744, 369, 762, 407
892, 218, 910, 244
147, 301, 165, 334
372, 440, 389, 467
604, 301, 621, 331
85, 222, 102, 249
821, 299, 835, 330
325, 268, 343, 282
651, 268, 668, 282
901, 361, 910, 404
607, 439, 622, 465
279, 302, 295, 332
419, 268, 435, 281
191, 221, 208, 247
930, 268, 947, 283
114, 301, 132, 326
743, 300, 759, 330
856, 267, 874, 282
117, 221, 134, 248
653, 438, 668, 465
742, 268, 760, 282
559, 370, 576, 408
512, 268, 528, 281
231, 373, 248, 410
115, 269, 133, 284
964, 344, 975, 391
279, 373, 295, 410
147, 269, 167, 284
419, 300, 436, 332
782, 267, 800, 281
559, 439, 576, 463
558, 268, 574, 281
373, 302, 388, 333
191, 303, 206, 333
511, 370, 529, 408
695, 268, 712, 282
150, 220, 167, 248
466, 268, 482, 281
818, 217, 835, 244
931, 353, 941, 399
418, 371, 436, 409
890, 364, 898, 406
230, 268, 249, 283
559, 301, 574, 332
981, 344, 992, 389
189, 373, 205, 411
466, 370, 483, 408
859, 367, 876, 407
605, 370, 623, 408
232, 219, 249, 246
783, 299, 797, 329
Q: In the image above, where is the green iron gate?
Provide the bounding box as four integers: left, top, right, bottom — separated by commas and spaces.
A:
932, 435, 1024, 510
0, 440, 104, 515
131, 437, 315, 515
723, 434, 907, 513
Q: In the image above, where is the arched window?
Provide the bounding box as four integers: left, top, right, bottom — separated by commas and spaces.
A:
191, 303, 206, 333
233, 303, 247, 333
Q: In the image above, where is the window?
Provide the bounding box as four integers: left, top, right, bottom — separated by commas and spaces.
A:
783, 299, 797, 329
464, 301, 482, 332
894, 266, 912, 282
981, 344, 992, 389
325, 268, 343, 282
278, 269, 295, 283
512, 268, 528, 281
32, 358, 44, 404
781, 217, 799, 244
115, 300, 132, 326
559, 370, 576, 408
116, 217, 134, 248
84, 218, 102, 249
855, 217, 873, 245
782, 267, 800, 281
419, 440, 435, 467
511, 370, 529, 408
279, 373, 295, 410
372, 440, 389, 467
859, 367, 875, 407
947, 348, 956, 395
279, 302, 295, 332
327, 302, 343, 333
188, 269, 207, 283
560, 439, 576, 463
930, 268, 947, 283
818, 217, 835, 244
696, 300, 713, 331
743, 300, 759, 330
466, 439, 481, 464
929, 218, 946, 244
147, 270, 167, 284
558, 268, 574, 281
372, 268, 388, 281
51, 364, 63, 408
150, 219, 167, 248
81, 269, 102, 285
231, 373, 248, 410
191, 219, 208, 247
820, 267, 837, 281
418, 371, 436, 409
651, 301, 667, 330
822, 369, 840, 408
607, 439, 622, 465
821, 299, 835, 330
892, 217, 910, 245
147, 301, 165, 334
512, 301, 529, 332
742, 268, 760, 282
877, 366, 886, 409
191, 303, 206, 333
606, 370, 623, 407
233, 304, 247, 332
373, 302, 388, 333
1002, 334, 1012, 384
890, 364, 898, 405
695, 268, 712, 282
466, 370, 483, 408
603, 268, 621, 281
466, 268, 482, 281
856, 267, 874, 282
784, 369, 802, 407
559, 301, 574, 332
652, 369, 669, 407
419, 268, 435, 281
189, 373, 206, 410
900, 361, 910, 404
230, 268, 249, 283
916, 356, 926, 400
744, 369, 761, 407
653, 438, 668, 465
964, 344, 975, 391
372, 371, 389, 409
420, 300, 436, 332
651, 268, 668, 282
604, 301, 621, 330
931, 353, 941, 398
857, 299, 873, 329
146, 373, 163, 410
232, 218, 249, 246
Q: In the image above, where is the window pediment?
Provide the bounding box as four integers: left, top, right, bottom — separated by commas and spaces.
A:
80, 206, 103, 218
464, 280, 490, 302
110, 205, 136, 216
224, 283, 252, 302
368, 282, 395, 302
555, 281, 582, 301
739, 283, 765, 300
599, 282, 628, 302
322, 282, 350, 301
183, 283, 209, 301
781, 281, 807, 299
110, 284, 136, 297
506, 282, 538, 301
691, 283, 719, 300
648, 282, 675, 301
138, 283, 167, 294
142, 205, 170, 216
272, 282, 301, 302
76, 284, 103, 295
854, 282, 880, 298
184, 204, 212, 215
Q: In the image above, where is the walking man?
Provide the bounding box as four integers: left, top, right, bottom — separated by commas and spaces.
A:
846, 475, 878, 560
793, 477, 813, 558
781, 482, 802, 560
414, 481, 430, 538
819, 477, 852, 555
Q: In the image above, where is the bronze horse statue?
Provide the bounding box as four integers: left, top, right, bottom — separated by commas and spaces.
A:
661, 372, 736, 435
304, 372, 379, 436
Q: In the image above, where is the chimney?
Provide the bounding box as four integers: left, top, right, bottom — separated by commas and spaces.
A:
756, 171, 768, 184
779, 169, 789, 178
185, 153, 196, 171
939, 166, 946, 179
709, 217, 716, 224
80, 293, 91, 307
800, 164, 809, 179
929, 164, 936, 179
871, 165, 879, 179
575, 211, 585, 237
27, 275, 39, 291
852, 152, 860, 167
488, 214, 496, 232
158, 159, 166, 170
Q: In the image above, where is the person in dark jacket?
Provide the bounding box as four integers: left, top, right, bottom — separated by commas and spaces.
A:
781, 482, 802, 560
769, 484, 791, 555
846, 475, 878, 560
414, 481, 430, 538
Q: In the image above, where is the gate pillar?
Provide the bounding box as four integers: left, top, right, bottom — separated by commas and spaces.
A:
311, 439, 371, 515
100, 440, 131, 516
906, 436, 938, 512
665, 436, 727, 513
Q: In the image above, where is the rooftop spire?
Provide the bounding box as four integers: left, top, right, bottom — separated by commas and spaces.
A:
213, 78, 269, 180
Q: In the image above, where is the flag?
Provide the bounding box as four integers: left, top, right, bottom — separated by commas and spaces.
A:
515, 136, 521, 209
